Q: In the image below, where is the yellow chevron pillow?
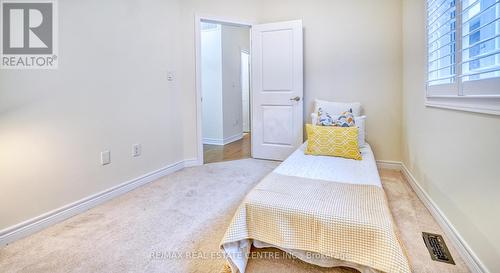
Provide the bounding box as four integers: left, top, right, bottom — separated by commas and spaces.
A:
305, 124, 362, 160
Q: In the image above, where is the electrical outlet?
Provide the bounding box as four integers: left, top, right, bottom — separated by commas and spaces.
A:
133, 144, 141, 157
101, 151, 111, 165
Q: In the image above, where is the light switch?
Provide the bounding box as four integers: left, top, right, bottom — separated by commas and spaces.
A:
167, 71, 175, 81
101, 151, 111, 165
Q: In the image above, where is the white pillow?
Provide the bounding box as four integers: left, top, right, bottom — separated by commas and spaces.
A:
314, 99, 362, 117
355, 116, 366, 148
311, 112, 318, 125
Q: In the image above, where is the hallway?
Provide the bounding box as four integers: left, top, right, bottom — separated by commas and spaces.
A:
203, 133, 251, 164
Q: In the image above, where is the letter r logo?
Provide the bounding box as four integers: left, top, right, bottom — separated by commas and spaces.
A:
2, 2, 53, 54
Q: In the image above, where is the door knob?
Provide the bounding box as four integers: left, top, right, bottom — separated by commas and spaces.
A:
290, 96, 301, 102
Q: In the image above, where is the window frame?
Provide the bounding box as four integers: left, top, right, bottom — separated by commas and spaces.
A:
425, 0, 500, 115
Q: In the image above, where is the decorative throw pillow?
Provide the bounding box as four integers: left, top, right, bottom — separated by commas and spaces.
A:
314, 99, 362, 117
317, 107, 335, 126
317, 108, 356, 127
305, 124, 362, 160
312, 113, 366, 148
333, 110, 355, 127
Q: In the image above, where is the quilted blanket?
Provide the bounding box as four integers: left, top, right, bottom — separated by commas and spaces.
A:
220, 172, 411, 273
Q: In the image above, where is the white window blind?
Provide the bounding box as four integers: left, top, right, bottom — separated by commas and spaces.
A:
426, 0, 500, 114
427, 0, 457, 87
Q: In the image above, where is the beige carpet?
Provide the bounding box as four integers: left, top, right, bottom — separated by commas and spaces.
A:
0, 159, 469, 273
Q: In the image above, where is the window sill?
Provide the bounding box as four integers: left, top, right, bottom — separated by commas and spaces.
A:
425, 95, 500, 116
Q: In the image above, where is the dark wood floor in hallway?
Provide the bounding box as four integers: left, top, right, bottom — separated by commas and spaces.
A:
203, 133, 251, 164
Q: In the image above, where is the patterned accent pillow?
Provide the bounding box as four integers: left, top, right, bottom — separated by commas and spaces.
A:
334, 110, 356, 127
305, 124, 362, 160
316, 108, 356, 127
317, 107, 335, 126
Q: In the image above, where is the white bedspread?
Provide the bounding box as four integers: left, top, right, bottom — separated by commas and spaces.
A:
273, 142, 381, 187
228, 142, 384, 273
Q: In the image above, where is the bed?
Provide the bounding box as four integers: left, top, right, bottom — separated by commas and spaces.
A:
220, 102, 411, 273
274, 142, 381, 187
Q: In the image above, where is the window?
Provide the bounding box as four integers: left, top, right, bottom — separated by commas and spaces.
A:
426, 0, 500, 115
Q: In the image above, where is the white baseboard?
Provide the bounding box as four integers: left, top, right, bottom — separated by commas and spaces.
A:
0, 158, 198, 247
183, 158, 201, 168
1, 158, 488, 273
203, 138, 222, 145
400, 163, 488, 273
203, 133, 243, 146
377, 160, 487, 273
376, 160, 403, 170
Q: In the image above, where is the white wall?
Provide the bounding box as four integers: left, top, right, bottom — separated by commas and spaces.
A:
259, 0, 403, 161
241, 52, 250, 132
0, 0, 184, 230
200, 23, 249, 144
5, 5, 495, 272
201, 23, 224, 141
221, 25, 250, 140
180, 0, 403, 161
402, 0, 500, 272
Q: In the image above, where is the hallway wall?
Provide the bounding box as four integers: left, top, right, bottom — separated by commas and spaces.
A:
200, 22, 249, 145
221, 25, 250, 141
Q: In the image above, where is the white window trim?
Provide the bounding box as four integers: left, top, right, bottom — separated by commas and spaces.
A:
426, 94, 500, 115
425, 0, 500, 116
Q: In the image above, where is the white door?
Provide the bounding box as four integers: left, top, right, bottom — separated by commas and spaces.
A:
251, 20, 303, 161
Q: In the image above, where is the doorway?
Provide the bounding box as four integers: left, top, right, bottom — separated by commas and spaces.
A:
196, 18, 303, 165
198, 19, 251, 164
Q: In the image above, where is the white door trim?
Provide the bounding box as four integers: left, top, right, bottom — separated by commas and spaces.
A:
194, 14, 254, 165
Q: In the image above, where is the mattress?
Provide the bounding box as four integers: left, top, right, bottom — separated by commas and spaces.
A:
273, 142, 381, 187
246, 142, 384, 273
